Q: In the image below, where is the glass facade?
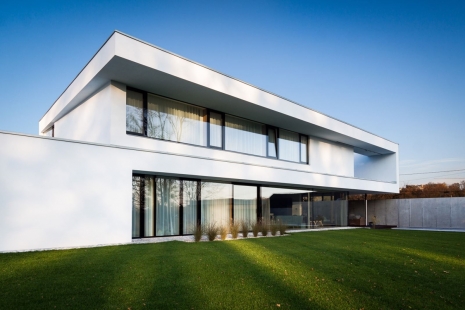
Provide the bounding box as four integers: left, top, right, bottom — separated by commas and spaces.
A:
201, 182, 231, 227
126, 88, 309, 164
279, 129, 300, 162
147, 94, 207, 146
233, 185, 257, 224
156, 178, 180, 236
225, 115, 266, 157
132, 174, 349, 238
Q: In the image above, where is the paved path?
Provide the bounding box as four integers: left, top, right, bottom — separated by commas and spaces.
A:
393, 227, 465, 233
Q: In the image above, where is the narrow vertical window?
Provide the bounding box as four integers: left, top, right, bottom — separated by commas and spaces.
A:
209, 111, 223, 148
126, 90, 144, 134
156, 178, 180, 236
267, 127, 277, 158
183, 180, 198, 234
300, 135, 308, 163
132, 175, 142, 238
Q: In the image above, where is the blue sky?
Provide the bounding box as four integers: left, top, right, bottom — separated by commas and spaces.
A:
1, 0, 464, 186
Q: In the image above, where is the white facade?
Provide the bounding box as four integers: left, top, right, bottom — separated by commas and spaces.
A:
0, 31, 399, 252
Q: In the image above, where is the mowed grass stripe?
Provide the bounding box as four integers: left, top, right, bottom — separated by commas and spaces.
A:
0, 229, 463, 309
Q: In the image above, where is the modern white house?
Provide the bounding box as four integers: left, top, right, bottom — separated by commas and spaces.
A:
0, 31, 399, 252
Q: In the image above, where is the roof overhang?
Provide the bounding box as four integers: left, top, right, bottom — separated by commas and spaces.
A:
40, 31, 398, 156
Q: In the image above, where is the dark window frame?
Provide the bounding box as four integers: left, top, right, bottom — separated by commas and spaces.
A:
266, 125, 278, 158
207, 109, 225, 150
299, 134, 309, 164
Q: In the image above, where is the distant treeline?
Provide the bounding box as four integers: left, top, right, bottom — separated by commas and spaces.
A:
350, 181, 465, 200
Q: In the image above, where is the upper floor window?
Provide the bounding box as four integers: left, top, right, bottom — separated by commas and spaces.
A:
225, 115, 266, 157
147, 94, 207, 146
126, 88, 309, 164
126, 90, 144, 134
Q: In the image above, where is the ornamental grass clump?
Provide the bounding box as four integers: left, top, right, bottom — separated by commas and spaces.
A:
260, 222, 269, 237
192, 224, 203, 242
277, 220, 287, 236
219, 225, 228, 240
205, 223, 218, 241
241, 221, 249, 238
230, 221, 240, 239
270, 221, 278, 236
251, 221, 260, 237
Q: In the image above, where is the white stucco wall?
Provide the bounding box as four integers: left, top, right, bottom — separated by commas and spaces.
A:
0, 131, 397, 252
53, 83, 112, 144
354, 153, 398, 183
309, 137, 354, 177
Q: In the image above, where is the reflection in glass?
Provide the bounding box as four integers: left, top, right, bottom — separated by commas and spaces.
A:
268, 127, 277, 157
183, 180, 198, 234
201, 182, 231, 227
132, 175, 142, 238
147, 94, 207, 146
278, 129, 300, 162
300, 135, 308, 163
225, 115, 266, 156
156, 178, 180, 236
312, 192, 348, 226
126, 90, 144, 134
144, 176, 155, 237
209, 112, 223, 148
233, 185, 257, 224
261, 187, 311, 227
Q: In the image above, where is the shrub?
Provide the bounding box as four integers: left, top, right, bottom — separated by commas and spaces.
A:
219, 225, 228, 240
260, 222, 269, 237
251, 221, 260, 237
230, 220, 240, 239
241, 221, 249, 238
270, 221, 278, 236
205, 223, 218, 241
277, 220, 287, 236
192, 224, 203, 242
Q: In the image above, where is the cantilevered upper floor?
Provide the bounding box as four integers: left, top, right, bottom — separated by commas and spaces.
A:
38, 31, 399, 194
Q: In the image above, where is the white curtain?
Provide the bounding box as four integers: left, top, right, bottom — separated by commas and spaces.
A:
183, 181, 198, 234
201, 182, 231, 227
225, 115, 266, 156
144, 176, 154, 237
126, 90, 144, 134
268, 128, 277, 157
132, 176, 142, 238
279, 129, 300, 162
209, 112, 223, 147
233, 185, 257, 224
156, 178, 180, 236
147, 94, 206, 146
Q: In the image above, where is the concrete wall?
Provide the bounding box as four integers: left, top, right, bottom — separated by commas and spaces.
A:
349, 198, 465, 228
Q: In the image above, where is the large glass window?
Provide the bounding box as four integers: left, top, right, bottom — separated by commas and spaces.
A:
225, 115, 266, 156
144, 176, 155, 237
147, 94, 207, 146
209, 111, 223, 148
278, 129, 300, 162
201, 182, 231, 227
127, 88, 310, 164
183, 180, 198, 234
156, 178, 180, 236
261, 187, 311, 227
312, 192, 348, 227
233, 185, 257, 224
126, 90, 144, 134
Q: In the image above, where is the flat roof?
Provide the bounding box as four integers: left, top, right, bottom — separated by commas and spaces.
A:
40, 31, 398, 156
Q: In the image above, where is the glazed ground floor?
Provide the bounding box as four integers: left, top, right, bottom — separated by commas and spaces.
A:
132, 174, 348, 238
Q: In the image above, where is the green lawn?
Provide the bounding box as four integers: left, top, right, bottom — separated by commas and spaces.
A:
1, 230, 464, 309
